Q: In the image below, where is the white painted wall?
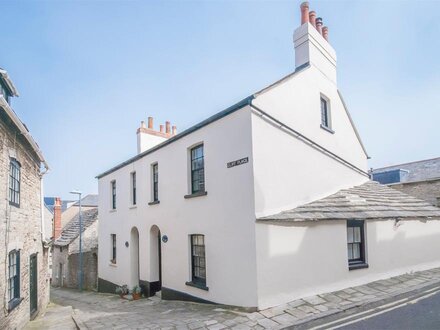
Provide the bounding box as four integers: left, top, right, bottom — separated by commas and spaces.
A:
137, 131, 167, 154
251, 64, 369, 218
98, 107, 259, 308
294, 23, 337, 83
256, 219, 440, 309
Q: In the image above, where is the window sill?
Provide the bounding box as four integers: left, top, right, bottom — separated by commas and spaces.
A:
184, 191, 208, 199
129, 205, 137, 209
109, 262, 117, 267
185, 281, 209, 291
349, 262, 369, 271
9, 202, 20, 208
109, 209, 117, 213
8, 297, 23, 312
148, 200, 160, 206
320, 124, 335, 134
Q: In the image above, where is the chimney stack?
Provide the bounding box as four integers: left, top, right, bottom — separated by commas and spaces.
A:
53, 197, 62, 240
300, 2, 310, 25
322, 26, 329, 41
137, 117, 177, 153
315, 17, 323, 35
293, 2, 337, 83
309, 11, 317, 28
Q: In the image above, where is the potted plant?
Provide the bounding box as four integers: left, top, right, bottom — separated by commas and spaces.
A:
132, 285, 142, 300
115, 284, 129, 298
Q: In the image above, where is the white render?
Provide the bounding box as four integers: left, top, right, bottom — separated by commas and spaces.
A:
97, 20, 440, 310
256, 219, 440, 309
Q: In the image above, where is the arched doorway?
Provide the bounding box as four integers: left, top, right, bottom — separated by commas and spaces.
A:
150, 225, 162, 295
130, 227, 140, 287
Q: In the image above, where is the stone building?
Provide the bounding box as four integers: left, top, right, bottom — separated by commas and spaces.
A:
372, 157, 440, 207
51, 205, 99, 290
0, 68, 50, 328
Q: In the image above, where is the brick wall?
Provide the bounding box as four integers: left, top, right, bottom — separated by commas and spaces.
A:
0, 115, 50, 329
391, 179, 440, 207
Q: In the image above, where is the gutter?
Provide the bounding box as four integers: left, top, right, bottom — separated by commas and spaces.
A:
0, 96, 49, 173
250, 103, 370, 177
96, 96, 254, 179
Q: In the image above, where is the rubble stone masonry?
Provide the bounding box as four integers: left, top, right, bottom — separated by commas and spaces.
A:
0, 113, 50, 329
391, 179, 440, 207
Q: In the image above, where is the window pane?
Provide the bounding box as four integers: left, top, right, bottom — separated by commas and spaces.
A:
347, 244, 353, 260
354, 227, 361, 243
347, 227, 354, 243
352, 243, 361, 259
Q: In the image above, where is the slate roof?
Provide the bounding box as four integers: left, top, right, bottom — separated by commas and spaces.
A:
373, 157, 440, 183
54, 208, 98, 246
258, 181, 440, 223
73, 194, 98, 207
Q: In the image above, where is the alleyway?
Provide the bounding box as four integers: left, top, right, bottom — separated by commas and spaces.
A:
41, 267, 440, 329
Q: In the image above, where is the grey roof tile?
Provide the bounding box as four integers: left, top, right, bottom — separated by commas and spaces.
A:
373, 157, 440, 182
258, 181, 440, 223
54, 208, 98, 246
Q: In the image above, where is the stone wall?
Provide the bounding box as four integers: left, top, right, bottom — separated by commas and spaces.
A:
67, 249, 98, 290
51, 221, 98, 290
0, 114, 50, 329
391, 179, 440, 207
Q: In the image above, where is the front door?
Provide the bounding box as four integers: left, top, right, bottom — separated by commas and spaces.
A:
29, 254, 38, 318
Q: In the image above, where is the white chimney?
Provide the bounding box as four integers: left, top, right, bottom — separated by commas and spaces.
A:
136, 117, 177, 154
294, 3, 337, 84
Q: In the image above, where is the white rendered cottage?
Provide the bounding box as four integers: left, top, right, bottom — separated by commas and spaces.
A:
97, 3, 440, 310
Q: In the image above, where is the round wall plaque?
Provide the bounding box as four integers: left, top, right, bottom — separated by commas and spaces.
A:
125, 241, 129, 247
162, 235, 168, 243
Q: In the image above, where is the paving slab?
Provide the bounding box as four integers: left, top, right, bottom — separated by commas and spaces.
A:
50, 266, 440, 329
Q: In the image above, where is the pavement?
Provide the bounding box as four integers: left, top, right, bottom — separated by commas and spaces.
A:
24, 302, 77, 330
31, 267, 440, 329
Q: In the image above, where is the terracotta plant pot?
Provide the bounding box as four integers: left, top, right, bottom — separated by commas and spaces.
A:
132, 292, 141, 300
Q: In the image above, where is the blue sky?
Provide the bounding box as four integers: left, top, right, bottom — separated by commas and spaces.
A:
2, 0, 440, 199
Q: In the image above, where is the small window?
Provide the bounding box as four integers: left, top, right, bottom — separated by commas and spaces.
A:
60, 246, 63, 252
152, 163, 159, 202
0, 81, 11, 104
320, 96, 331, 129
347, 220, 367, 269
111, 180, 116, 210
190, 145, 205, 194
8, 250, 20, 307
9, 158, 20, 207
190, 234, 206, 286
131, 172, 136, 205
111, 234, 116, 264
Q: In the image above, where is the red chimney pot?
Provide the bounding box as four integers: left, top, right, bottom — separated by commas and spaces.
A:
309, 11, 317, 28
300, 2, 310, 25
315, 17, 323, 35
148, 117, 153, 129
322, 26, 329, 41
